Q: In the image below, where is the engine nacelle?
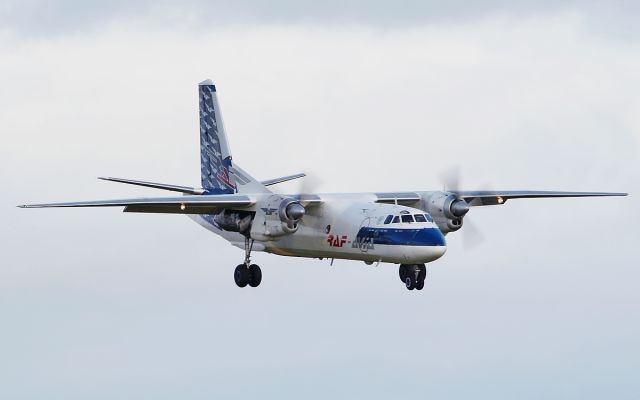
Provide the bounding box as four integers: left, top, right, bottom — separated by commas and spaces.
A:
213, 209, 253, 236
423, 192, 470, 234
250, 195, 306, 241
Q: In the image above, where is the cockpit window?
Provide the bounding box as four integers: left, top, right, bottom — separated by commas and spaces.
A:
392, 216, 400, 223
424, 213, 434, 222
383, 215, 393, 224
401, 214, 414, 223
414, 214, 427, 222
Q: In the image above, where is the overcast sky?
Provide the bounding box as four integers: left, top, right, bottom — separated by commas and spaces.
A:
1, 2, 638, 399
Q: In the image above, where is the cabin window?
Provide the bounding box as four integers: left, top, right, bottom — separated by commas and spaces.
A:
414, 214, 427, 222
401, 215, 414, 223
424, 214, 434, 222
392, 216, 400, 223
384, 215, 393, 224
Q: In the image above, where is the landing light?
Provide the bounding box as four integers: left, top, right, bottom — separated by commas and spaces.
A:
497, 196, 504, 204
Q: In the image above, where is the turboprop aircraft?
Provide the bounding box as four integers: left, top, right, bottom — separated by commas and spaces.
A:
19, 80, 628, 291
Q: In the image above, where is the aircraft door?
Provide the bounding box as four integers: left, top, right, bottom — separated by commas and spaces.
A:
355, 217, 374, 253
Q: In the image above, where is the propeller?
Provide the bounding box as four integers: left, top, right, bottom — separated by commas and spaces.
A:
286, 172, 322, 205
439, 167, 485, 249
277, 172, 323, 226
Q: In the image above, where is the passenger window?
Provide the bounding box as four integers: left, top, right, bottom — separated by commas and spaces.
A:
401, 215, 414, 223
414, 214, 426, 222
424, 214, 434, 222
392, 216, 400, 223
384, 215, 393, 224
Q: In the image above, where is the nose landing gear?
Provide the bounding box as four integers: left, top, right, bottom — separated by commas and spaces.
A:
399, 264, 426, 290
234, 237, 262, 288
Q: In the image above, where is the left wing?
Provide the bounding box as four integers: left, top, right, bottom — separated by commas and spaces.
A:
18, 194, 254, 214
454, 190, 628, 206
375, 191, 627, 206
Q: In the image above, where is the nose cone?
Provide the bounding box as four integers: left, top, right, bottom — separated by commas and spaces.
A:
416, 241, 447, 262
416, 228, 447, 262
430, 244, 447, 260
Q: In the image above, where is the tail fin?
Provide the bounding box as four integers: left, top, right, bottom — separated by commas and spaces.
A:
199, 80, 236, 194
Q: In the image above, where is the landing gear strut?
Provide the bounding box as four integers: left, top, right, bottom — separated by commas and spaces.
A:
399, 264, 426, 290
234, 237, 262, 288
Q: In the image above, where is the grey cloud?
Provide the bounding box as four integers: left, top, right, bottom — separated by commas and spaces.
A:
2, 0, 640, 38
1, 15, 638, 400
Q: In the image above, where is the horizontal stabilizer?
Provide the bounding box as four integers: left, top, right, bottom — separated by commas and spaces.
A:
98, 177, 204, 195
261, 173, 306, 186
18, 194, 254, 214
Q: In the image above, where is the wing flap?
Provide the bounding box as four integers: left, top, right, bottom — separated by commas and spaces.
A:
18, 194, 254, 214
374, 192, 422, 205
123, 204, 223, 214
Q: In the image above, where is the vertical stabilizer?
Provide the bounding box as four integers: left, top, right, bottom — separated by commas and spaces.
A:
199, 80, 236, 194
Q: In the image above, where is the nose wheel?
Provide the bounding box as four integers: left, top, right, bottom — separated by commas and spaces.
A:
399, 264, 426, 290
234, 237, 262, 288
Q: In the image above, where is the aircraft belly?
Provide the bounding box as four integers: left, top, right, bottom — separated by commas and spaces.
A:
264, 240, 446, 264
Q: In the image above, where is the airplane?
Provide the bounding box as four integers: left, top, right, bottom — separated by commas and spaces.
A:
19, 79, 628, 291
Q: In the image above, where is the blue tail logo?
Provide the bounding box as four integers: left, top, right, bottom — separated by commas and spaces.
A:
199, 80, 236, 194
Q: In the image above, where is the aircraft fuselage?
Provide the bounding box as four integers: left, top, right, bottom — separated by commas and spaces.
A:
191, 194, 447, 265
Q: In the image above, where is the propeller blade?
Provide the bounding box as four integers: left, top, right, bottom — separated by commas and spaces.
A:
289, 173, 322, 203
462, 216, 485, 249
439, 167, 461, 192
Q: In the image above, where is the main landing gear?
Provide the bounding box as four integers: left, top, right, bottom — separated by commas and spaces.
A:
399, 264, 426, 291
234, 237, 262, 288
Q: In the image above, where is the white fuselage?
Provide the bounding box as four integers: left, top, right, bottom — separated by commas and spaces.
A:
190, 193, 447, 265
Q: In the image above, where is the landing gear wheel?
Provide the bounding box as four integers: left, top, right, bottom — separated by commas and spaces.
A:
405, 276, 416, 290
416, 264, 426, 290
234, 264, 249, 287
401, 264, 426, 291
249, 264, 262, 287
399, 264, 409, 283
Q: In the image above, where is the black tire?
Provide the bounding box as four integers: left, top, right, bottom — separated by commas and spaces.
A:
416, 264, 426, 290
249, 264, 262, 287
405, 276, 415, 290
234, 264, 249, 287
418, 264, 427, 281
399, 264, 408, 282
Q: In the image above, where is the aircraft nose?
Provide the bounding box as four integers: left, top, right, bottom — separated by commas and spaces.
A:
414, 228, 447, 262
431, 244, 447, 259
414, 240, 447, 262
415, 227, 446, 247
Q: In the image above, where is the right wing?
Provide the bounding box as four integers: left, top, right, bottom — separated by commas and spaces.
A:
18, 194, 254, 214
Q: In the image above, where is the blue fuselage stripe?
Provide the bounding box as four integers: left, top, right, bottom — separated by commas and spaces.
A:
356, 227, 446, 247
